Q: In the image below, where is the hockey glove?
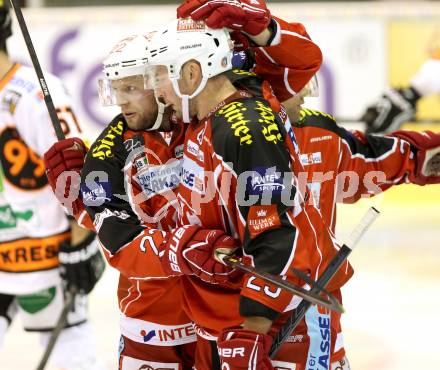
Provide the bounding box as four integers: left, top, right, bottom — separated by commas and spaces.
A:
390, 130, 440, 185
161, 225, 238, 284
217, 327, 274, 370
44, 138, 87, 216
361, 87, 420, 134
59, 231, 106, 295
231, 30, 252, 51
177, 0, 271, 36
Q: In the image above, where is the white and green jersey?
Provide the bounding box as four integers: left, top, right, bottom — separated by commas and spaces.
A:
0, 64, 81, 294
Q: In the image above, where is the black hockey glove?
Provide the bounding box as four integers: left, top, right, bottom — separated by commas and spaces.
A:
58, 232, 106, 295
361, 86, 421, 134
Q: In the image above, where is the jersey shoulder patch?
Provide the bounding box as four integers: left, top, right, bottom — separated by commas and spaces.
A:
87, 114, 127, 162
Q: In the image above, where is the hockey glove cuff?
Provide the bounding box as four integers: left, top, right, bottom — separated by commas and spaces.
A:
391, 130, 440, 185
362, 87, 420, 134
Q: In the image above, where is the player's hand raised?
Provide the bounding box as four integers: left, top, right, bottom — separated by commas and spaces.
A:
361, 87, 419, 134
177, 0, 271, 36
43, 137, 87, 216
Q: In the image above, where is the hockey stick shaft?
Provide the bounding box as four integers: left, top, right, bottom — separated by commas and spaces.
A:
35, 285, 77, 370
269, 207, 380, 357
223, 256, 344, 313
8, 0, 64, 140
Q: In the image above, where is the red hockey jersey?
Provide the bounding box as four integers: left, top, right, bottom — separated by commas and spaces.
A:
293, 108, 418, 231
81, 116, 195, 346
78, 16, 324, 345
176, 90, 353, 338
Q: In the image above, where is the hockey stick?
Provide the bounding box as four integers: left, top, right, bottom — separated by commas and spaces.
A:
269, 207, 380, 357
8, 0, 64, 140
223, 256, 344, 314
8, 1, 76, 369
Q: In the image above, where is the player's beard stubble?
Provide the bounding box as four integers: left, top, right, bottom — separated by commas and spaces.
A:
123, 96, 174, 131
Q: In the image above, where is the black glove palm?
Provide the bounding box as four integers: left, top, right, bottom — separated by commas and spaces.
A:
362, 87, 420, 134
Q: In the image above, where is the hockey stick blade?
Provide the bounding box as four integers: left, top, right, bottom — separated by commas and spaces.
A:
288, 267, 345, 314
223, 256, 344, 314
269, 207, 380, 357
35, 285, 77, 370
290, 267, 327, 294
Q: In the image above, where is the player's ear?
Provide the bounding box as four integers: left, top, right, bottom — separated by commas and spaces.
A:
181, 60, 202, 95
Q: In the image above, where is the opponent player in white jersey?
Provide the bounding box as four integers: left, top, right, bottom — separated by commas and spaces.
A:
361, 51, 440, 134
0, 5, 106, 369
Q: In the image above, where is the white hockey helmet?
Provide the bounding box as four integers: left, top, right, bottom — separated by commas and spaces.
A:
98, 33, 165, 131
101, 35, 151, 80
144, 18, 233, 122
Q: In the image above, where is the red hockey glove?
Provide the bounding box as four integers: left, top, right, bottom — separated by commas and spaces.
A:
161, 225, 238, 284
43, 138, 87, 215
217, 328, 274, 370
391, 130, 440, 185
178, 0, 271, 36
231, 30, 251, 51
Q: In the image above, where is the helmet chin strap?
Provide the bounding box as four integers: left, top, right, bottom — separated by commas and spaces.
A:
181, 95, 191, 124
146, 97, 166, 131
171, 77, 208, 123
